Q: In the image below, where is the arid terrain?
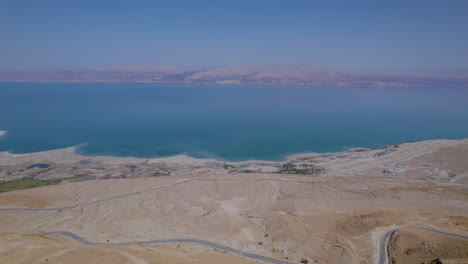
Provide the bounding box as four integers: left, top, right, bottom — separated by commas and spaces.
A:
0, 138, 467, 264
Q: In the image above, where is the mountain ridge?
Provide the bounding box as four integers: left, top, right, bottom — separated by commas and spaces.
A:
1, 65, 467, 87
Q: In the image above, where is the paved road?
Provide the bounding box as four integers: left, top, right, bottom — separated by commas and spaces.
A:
30, 231, 294, 264
31, 227, 468, 264
3, 177, 467, 263
378, 229, 396, 264
0, 178, 420, 211
378, 227, 468, 264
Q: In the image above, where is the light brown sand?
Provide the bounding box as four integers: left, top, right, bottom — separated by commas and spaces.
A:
0, 233, 259, 264
388, 229, 468, 264
0, 138, 467, 263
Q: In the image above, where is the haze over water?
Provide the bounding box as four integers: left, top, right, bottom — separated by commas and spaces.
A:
0, 82, 467, 161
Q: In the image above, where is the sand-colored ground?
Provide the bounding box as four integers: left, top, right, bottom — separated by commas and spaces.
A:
0, 233, 259, 264
0, 139, 467, 263
388, 228, 468, 264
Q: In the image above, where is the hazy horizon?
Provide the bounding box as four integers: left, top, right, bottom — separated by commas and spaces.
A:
2, 64, 468, 73
1, 0, 468, 71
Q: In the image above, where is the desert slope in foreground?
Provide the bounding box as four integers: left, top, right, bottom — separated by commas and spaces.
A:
0, 138, 467, 264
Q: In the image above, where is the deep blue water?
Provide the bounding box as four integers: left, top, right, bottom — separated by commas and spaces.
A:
0, 82, 467, 161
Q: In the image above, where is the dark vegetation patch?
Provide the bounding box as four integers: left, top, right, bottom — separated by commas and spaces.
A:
223, 164, 235, 169
278, 163, 324, 175
352, 148, 369, 152
127, 165, 137, 172
64, 174, 89, 181
150, 168, 171, 177
239, 170, 258, 173
0, 178, 61, 193
374, 144, 400, 157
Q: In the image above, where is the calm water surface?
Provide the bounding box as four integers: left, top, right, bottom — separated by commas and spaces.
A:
0, 82, 467, 161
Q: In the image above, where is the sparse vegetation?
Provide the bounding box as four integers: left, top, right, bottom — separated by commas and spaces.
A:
150, 168, 171, 177
65, 174, 88, 181
0, 178, 60, 193
127, 165, 136, 172
300, 258, 309, 264
202, 210, 213, 217
50, 179, 62, 184
223, 164, 235, 169
278, 162, 324, 175
374, 144, 399, 157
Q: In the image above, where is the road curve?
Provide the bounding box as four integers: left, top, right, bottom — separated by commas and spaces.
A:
378, 227, 468, 264
0, 178, 419, 211
378, 229, 396, 264
29, 231, 294, 264
4, 178, 467, 263
29, 227, 468, 264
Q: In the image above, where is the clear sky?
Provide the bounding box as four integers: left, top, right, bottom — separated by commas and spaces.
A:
1, 0, 467, 70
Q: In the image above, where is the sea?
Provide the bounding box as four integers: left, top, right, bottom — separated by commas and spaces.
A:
0, 82, 467, 161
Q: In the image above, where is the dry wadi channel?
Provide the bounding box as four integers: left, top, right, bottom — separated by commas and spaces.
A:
0, 139, 467, 264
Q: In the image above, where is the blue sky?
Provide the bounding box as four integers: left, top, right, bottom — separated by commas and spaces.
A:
1, 0, 467, 70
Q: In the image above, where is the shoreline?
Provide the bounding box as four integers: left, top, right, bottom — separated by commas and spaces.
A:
1, 137, 467, 183
1, 137, 467, 263
0, 141, 383, 164
0, 136, 459, 164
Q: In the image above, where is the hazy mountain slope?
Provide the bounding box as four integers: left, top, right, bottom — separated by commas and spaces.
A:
1, 65, 467, 87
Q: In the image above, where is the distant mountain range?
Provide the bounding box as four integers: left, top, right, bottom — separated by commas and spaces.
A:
1, 65, 467, 87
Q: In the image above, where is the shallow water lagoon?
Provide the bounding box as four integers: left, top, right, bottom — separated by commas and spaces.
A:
26, 163, 50, 169
0, 82, 467, 161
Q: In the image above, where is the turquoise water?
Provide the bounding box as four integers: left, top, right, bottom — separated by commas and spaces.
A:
0, 82, 467, 161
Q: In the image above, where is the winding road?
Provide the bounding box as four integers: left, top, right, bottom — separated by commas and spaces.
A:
29, 231, 294, 264
2, 177, 467, 263
378, 227, 468, 264
29, 227, 468, 264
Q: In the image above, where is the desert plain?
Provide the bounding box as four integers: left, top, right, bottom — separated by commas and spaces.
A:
0, 138, 467, 264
